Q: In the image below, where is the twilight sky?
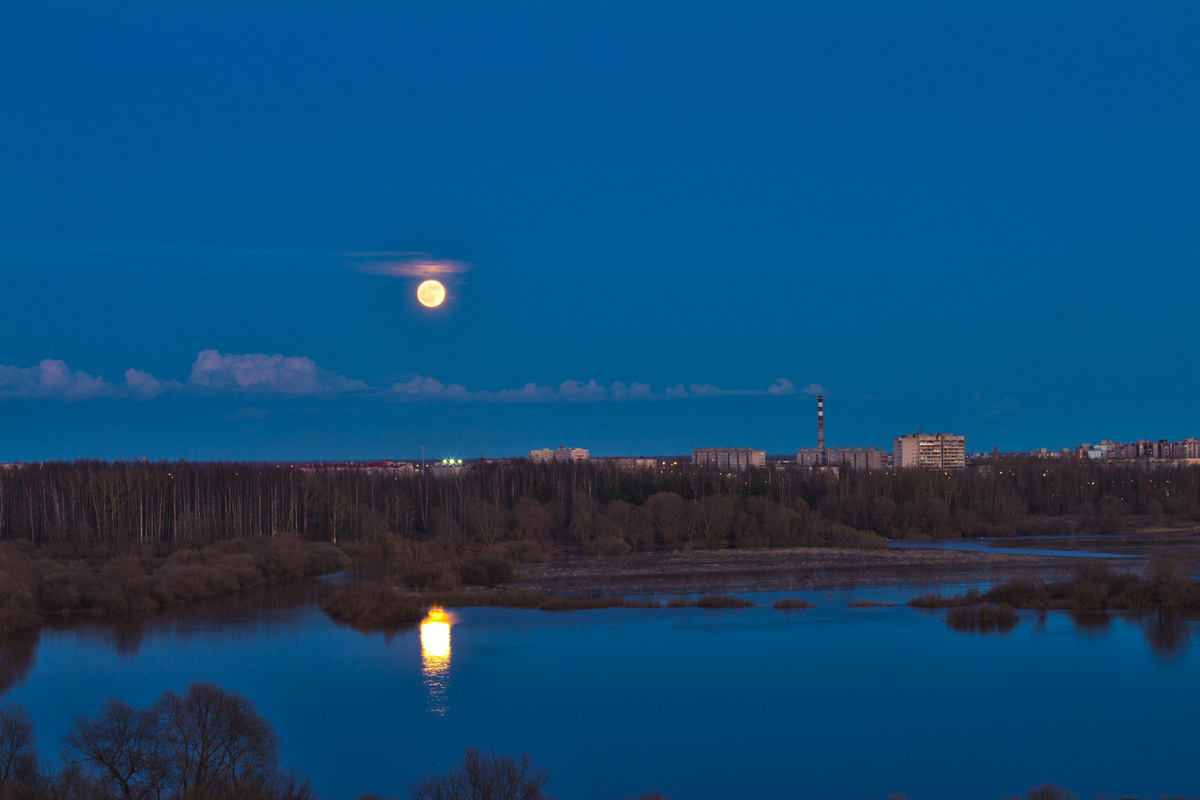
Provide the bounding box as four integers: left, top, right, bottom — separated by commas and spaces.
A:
1, 2, 1198, 461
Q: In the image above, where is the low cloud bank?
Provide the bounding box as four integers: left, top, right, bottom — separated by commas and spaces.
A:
387, 376, 807, 403
0, 352, 817, 405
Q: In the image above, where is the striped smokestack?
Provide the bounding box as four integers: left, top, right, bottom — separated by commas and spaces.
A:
817, 395, 825, 454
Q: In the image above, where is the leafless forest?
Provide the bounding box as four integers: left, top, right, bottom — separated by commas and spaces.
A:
0, 459, 1195, 551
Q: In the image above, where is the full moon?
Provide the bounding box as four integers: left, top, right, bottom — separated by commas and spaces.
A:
417, 279, 446, 308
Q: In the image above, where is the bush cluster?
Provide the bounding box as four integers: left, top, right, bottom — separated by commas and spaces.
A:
773, 598, 816, 609
0, 538, 349, 635
323, 584, 428, 629
909, 553, 1200, 613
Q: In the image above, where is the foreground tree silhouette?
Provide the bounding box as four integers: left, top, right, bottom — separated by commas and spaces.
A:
0, 701, 36, 785
63, 682, 314, 800
408, 747, 552, 800
63, 699, 160, 800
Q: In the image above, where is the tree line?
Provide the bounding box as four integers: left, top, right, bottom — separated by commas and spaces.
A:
0, 459, 1197, 554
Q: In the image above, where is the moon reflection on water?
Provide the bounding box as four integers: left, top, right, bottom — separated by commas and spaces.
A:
420, 608, 451, 715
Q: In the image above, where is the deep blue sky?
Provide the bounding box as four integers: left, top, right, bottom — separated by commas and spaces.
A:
1, 2, 1197, 461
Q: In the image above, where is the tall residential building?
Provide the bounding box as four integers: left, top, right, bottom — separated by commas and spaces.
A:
893, 433, 966, 470
797, 447, 886, 470
529, 445, 589, 464
692, 447, 766, 471
1172, 438, 1200, 459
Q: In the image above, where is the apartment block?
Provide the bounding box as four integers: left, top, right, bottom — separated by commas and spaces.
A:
529, 446, 590, 464
893, 433, 966, 470
692, 447, 766, 471
797, 447, 887, 470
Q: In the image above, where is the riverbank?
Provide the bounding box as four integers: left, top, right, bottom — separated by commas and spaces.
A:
505, 543, 1134, 595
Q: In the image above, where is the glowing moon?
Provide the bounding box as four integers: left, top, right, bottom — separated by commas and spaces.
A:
417, 280, 446, 308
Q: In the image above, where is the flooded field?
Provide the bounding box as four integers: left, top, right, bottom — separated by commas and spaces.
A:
2, 563, 1198, 799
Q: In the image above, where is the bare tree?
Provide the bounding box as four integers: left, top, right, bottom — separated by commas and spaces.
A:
62, 682, 303, 800
409, 747, 552, 800
509, 499, 552, 543
63, 698, 162, 800
0, 701, 35, 785
466, 502, 506, 547
155, 681, 279, 799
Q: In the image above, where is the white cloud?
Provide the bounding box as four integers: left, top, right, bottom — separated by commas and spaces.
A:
493, 383, 557, 403
0, 360, 183, 401
677, 378, 803, 398
689, 384, 725, 397
0, 359, 109, 400
124, 368, 177, 400
768, 379, 797, 396
187, 350, 368, 395
557, 379, 608, 402
799, 382, 825, 396
391, 376, 450, 397
610, 382, 653, 401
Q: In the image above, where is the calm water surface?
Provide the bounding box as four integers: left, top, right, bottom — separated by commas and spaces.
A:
2, 580, 1198, 800
889, 536, 1129, 558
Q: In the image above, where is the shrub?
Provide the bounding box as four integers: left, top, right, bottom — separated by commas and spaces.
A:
0, 558, 40, 636
323, 584, 427, 629
36, 569, 83, 614
452, 555, 513, 586
690, 595, 754, 609
773, 598, 815, 610
985, 578, 1049, 609
847, 600, 898, 608
398, 565, 441, 590
907, 590, 982, 609
408, 747, 551, 800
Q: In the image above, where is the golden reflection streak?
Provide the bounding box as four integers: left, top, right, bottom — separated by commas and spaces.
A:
420, 607, 451, 714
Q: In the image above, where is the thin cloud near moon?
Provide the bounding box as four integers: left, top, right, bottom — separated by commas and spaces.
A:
350, 252, 472, 280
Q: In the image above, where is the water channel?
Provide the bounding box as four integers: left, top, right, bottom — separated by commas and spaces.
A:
1, 550, 1196, 799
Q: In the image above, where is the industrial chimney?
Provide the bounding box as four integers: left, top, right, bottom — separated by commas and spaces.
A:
817, 394, 825, 463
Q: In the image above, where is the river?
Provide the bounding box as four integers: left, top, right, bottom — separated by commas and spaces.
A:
2, 570, 1198, 799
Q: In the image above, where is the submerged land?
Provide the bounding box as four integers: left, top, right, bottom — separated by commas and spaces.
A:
0, 459, 1198, 633
508, 542, 1114, 595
